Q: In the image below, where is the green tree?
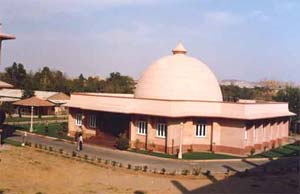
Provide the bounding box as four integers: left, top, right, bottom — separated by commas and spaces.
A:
2, 62, 27, 88
103, 72, 135, 93
273, 87, 300, 116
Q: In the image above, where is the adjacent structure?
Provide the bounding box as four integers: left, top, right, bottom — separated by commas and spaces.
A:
65, 43, 294, 156
0, 89, 70, 115
0, 23, 15, 65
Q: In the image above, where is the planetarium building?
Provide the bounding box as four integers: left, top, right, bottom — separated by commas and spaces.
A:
66, 43, 294, 156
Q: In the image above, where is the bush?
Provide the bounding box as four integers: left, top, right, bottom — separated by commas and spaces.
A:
181, 169, 189, 176
143, 166, 148, 172
59, 148, 63, 154
116, 135, 129, 150
72, 151, 77, 157
49, 146, 53, 152
250, 148, 256, 156
192, 167, 202, 176
84, 154, 89, 160
161, 168, 166, 174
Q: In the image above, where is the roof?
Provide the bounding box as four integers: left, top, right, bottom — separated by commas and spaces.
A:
13, 96, 54, 107
0, 32, 15, 40
0, 89, 69, 104
65, 93, 295, 120
0, 81, 13, 89
47, 92, 70, 104
134, 43, 223, 101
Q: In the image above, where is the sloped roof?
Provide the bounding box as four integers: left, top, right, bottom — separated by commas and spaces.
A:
65, 93, 295, 120
13, 96, 54, 107
0, 81, 13, 88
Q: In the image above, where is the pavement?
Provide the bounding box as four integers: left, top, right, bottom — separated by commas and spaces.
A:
6, 131, 300, 174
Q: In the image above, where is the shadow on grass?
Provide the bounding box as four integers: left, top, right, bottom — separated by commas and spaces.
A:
171, 157, 299, 194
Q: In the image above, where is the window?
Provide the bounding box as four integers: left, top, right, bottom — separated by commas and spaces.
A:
196, 123, 206, 137
156, 123, 167, 138
75, 114, 82, 126
89, 115, 97, 128
137, 121, 147, 135
244, 129, 248, 140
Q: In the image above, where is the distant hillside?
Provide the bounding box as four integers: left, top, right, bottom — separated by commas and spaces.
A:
220, 79, 262, 88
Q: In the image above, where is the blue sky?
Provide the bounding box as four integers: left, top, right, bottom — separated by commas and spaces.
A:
0, 0, 299, 82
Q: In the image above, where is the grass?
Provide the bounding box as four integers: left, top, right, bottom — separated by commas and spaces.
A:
252, 142, 300, 158
2, 138, 22, 147
13, 122, 73, 141
128, 149, 239, 160
182, 152, 240, 160
129, 142, 300, 160
129, 149, 177, 159
6, 116, 67, 123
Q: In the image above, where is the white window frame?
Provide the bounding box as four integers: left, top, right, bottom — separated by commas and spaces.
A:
196, 123, 206, 137
89, 114, 97, 128
156, 123, 167, 138
244, 129, 248, 140
75, 113, 82, 126
137, 121, 147, 135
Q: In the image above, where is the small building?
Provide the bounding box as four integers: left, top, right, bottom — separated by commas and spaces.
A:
65, 43, 294, 156
0, 89, 70, 115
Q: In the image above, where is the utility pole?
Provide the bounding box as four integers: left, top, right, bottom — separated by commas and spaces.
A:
0, 22, 15, 65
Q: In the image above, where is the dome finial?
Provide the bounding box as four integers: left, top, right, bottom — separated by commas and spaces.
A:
172, 42, 187, 55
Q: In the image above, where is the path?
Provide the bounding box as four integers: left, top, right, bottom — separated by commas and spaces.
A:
7, 131, 299, 173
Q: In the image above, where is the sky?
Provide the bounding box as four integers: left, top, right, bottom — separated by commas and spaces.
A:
0, 0, 299, 82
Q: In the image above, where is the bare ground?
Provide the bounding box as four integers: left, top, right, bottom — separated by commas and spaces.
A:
0, 146, 298, 194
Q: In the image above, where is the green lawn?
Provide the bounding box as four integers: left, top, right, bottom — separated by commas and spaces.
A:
2, 138, 22, 147
128, 142, 300, 160
6, 116, 67, 123
14, 122, 73, 141
252, 142, 300, 158
128, 149, 240, 160
182, 152, 240, 160
129, 149, 177, 159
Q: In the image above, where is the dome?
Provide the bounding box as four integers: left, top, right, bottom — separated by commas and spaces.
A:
134, 43, 223, 101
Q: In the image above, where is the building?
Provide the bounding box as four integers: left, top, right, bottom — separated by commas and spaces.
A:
0, 89, 70, 115
65, 43, 294, 156
0, 23, 15, 65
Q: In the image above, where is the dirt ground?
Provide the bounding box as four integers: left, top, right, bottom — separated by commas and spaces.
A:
0, 146, 298, 194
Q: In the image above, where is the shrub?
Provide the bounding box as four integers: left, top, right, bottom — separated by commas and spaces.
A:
34, 144, 38, 148
192, 167, 202, 176
39, 144, 43, 149
72, 151, 77, 157
59, 148, 63, 154
116, 135, 129, 150
143, 166, 148, 172
161, 168, 166, 174
250, 148, 256, 156
118, 163, 123, 168
181, 169, 189, 176
49, 146, 53, 152
127, 164, 132, 169
105, 160, 110, 165
111, 161, 117, 167
84, 154, 89, 160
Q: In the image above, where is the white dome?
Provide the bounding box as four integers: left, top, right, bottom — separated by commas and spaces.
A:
134, 43, 223, 101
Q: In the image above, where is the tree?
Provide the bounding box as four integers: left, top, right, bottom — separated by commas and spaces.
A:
273, 87, 300, 116
2, 62, 27, 88
103, 72, 135, 93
